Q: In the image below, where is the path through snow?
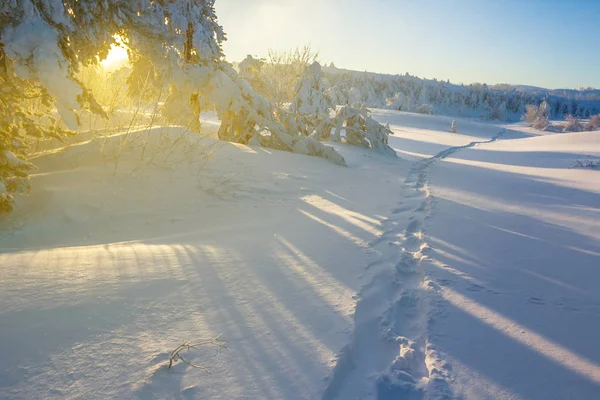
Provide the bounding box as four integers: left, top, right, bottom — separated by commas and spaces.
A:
324, 128, 506, 399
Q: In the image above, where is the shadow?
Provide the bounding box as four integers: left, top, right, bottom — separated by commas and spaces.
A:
0, 154, 410, 397
423, 146, 600, 398
430, 291, 600, 400
0, 278, 182, 386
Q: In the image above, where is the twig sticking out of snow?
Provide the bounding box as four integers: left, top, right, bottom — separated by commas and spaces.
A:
168, 334, 227, 371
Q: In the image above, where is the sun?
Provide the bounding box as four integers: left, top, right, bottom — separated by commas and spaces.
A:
100, 39, 129, 72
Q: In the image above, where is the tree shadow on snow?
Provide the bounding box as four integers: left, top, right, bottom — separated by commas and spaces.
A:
424, 154, 600, 399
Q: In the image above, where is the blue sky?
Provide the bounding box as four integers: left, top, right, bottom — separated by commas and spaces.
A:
215, 0, 600, 89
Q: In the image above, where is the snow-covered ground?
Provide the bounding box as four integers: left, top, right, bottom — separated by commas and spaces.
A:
0, 110, 599, 399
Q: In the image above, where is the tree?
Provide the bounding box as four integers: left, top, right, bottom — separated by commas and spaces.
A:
490, 101, 507, 121
238, 54, 265, 92
1, 1, 345, 211
289, 61, 333, 135
388, 92, 406, 111
256, 45, 320, 107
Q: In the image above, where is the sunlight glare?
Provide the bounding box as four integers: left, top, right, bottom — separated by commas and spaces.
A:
100, 40, 129, 72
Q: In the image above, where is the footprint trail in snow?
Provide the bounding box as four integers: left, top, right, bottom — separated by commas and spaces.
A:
323, 130, 505, 400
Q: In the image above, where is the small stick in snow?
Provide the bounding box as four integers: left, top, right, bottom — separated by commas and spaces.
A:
168, 334, 227, 371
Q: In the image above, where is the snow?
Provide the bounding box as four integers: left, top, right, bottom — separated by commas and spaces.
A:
0, 117, 404, 399
1, 14, 82, 129
423, 125, 600, 400
1, 110, 599, 399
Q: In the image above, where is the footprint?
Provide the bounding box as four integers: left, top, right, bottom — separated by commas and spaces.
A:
437, 279, 453, 287
466, 284, 484, 292
392, 205, 413, 214
406, 220, 422, 233
528, 297, 545, 305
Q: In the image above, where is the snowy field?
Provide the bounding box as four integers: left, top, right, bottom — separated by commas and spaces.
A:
1, 110, 599, 399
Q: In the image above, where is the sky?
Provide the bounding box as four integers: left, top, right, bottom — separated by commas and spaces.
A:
215, 0, 600, 89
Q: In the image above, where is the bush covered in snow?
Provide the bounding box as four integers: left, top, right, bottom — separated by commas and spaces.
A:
207, 64, 346, 166
332, 105, 396, 156
416, 104, 434, 115
586, 115, 600, 131
562, 114, 584, 132
573, 158, 600, 169
523, 101, 550, 130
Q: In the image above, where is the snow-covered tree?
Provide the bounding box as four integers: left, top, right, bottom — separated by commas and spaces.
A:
289, 61, 333, 135
490, 101, 507, 121
238, 54, 265, 92
388, 92, 407, 111
0, 0, 228, 210
0, 1, 347, 211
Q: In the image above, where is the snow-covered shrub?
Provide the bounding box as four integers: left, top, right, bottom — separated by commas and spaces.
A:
523, 101, 550, 130
416, 104, 434, 115
586, 115, 600, 131
332, 105, 396, 156
293, 137, 346, 166
573, 158, 600, 169
563, 114, 583, 132
207, 64, 346, 165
